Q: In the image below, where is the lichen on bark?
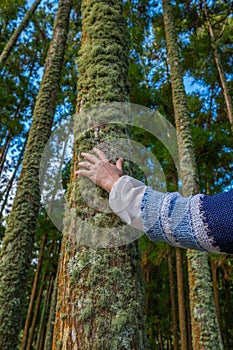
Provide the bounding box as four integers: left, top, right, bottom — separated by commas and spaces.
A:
52, 0, 146, 349
0, 1, 72, 349
162, 0, 223, 348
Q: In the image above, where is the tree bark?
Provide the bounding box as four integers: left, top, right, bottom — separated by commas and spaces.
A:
211, 259, 221, 332
162, 0, 223, 348
176, 248, 188, 350
0, 1, 72, 349
36, 274, 54, 350
45, 266, 59, 350
168, 251, 179, 350
0, 0, 42, 65
52, 0, 146, 349
21, 234, 47, 350
26, 273, 47, 350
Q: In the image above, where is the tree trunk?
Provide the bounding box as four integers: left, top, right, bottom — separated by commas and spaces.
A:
203, 0, 233, 132
21, 234, 47, 350
52, 1, 146, 349
211, 259, 221, 332
45, 266, 59, 350
162, 0, 223, 348
168, 250, 179, 350
0, 136, 26, 217
176, 248, 188, 350
0, 133, 11, 176
0, 0, 42, 65
26, 273, 47, 350
36, 274, 54, 350
0, 1, 72, 349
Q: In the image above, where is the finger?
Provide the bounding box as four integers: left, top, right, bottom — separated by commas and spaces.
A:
81, 152, 98, 164
75, 169, 91, 177
78, 161, 92, 170
116, 157, 123, 172
93, 147, 108, 160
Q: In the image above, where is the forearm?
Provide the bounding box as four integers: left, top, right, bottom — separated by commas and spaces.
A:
109, 176, 233, 254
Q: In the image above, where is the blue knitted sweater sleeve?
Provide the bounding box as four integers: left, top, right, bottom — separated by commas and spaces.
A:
141, 188, 233, 254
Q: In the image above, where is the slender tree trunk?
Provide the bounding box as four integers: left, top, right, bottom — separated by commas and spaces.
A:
162, 0, 223, 349
211, 259, 221, 332
0, 133, 11, 176
0, 136, 26, 216
168, 251, 179, 350
21, 234, 47, 350
52, 0, 146, 348
0, 2, 72, 349
45, 265, 59, 350
26, 273, 47, 350
143, 267, 150, 317
36, 274, 54, 350
203, 0, 233, 132
176, 248, 188, 350
0, 0, 42, 65
186, 303, 192, 350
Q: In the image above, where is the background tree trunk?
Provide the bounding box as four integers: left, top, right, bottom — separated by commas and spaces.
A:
211, 259, 221, 332
0, 0, 42, 65
21, 234, 47, 350
26, 273, 46, 350
0, 137, 26, 217
45, 268, 59, 350
162, 0, 223, 348
168, 251, 179, 350
176, 248, 188, 350
0, 1, 72, 348
203, 0, 233, 132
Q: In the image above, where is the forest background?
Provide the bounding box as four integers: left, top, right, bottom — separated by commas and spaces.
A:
0, 0, 232, 349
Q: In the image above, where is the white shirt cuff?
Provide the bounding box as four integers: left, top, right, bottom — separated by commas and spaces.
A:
109, 175, 146, 231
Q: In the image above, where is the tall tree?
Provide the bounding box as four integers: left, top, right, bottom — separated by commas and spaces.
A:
20, 234, 47, 350
176, 248, 188, 350
0, 0, 72, 348
162, 0, 223, 348
52, 0, 146, 348
0, 0, 42, 65
202, 0, 233, 132
168, 250, 179, 350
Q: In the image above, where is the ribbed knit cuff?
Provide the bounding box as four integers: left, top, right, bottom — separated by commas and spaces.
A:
141, 189, 207, 251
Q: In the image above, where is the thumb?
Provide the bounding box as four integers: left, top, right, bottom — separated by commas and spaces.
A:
116, 157, 123, 173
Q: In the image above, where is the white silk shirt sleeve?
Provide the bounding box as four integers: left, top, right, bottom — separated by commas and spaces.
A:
109, 175, 146, 231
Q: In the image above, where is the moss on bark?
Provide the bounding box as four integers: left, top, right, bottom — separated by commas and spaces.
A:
52, 0, 146, 349
0, 1, 72, 349
162, 0, 223, 348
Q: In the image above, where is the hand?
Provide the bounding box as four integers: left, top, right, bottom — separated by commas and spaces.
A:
75, 148, 123, 192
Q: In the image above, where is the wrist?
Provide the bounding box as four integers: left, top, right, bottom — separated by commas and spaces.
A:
104, 175, 121, 193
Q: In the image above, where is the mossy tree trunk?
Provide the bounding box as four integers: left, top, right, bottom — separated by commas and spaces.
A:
210, 259, 221, 332
20, 234, 47, 350
52, 1, 146, 349
0, 0, 42, 65
0, 1, 72, 349
162, 0, 223, 349
168, 251, 179, 350
176, 248, 188, 350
